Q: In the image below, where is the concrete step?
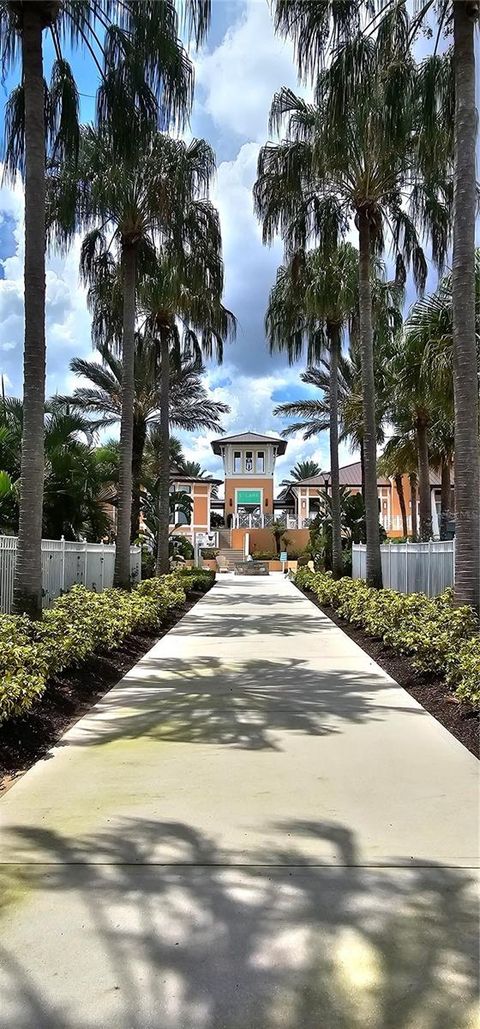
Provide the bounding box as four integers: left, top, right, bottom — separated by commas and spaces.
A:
217, 548, 245, 570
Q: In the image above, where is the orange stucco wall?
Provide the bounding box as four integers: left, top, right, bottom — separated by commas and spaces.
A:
231, 527, 310, 554
224, 477, 274, 517
193, 487, 209, 527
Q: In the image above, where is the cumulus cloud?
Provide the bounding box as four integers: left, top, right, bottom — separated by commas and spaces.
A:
0, 2, 354, 487
196, 0, 300, 143
0, 168, 94, 398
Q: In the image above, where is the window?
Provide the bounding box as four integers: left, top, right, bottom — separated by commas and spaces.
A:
256, 451, 265, 473
245, 451, 253, 472
170, 483, 191, 526
233, 451, 241, 472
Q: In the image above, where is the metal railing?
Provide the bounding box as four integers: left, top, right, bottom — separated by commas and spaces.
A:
0, 536, 142, 614
232, 512, 302, 529
352, 540, 454, 597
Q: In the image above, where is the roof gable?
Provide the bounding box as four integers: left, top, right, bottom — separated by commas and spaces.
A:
211, 431, 287, 455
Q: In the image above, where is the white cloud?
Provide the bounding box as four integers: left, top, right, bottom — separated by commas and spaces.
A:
0, 168, 94, 397
196, 0, 301, 142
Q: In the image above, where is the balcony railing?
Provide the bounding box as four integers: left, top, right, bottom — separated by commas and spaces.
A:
232, 513, 308, 530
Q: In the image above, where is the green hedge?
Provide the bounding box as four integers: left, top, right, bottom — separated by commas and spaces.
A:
294, 567, 480, 706
0, 568, 214, 724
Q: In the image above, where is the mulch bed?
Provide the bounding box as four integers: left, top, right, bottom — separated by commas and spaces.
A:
0, 590, 208, 794
298, 585, 479, 759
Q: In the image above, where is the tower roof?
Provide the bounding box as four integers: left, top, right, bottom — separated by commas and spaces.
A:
211, 431, 287, 455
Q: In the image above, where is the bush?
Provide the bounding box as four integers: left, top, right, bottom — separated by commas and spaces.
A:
294, 568, 480, 705
0, 568, 214, 724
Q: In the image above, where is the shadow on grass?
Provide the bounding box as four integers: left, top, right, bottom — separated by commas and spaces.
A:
0, 818, 477, 1028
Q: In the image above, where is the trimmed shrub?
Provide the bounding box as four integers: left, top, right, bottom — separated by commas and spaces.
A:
294, 568, 480, 705
0, 569, 214, 724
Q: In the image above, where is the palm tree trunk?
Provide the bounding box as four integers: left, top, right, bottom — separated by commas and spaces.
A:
409, 472, 418, 541
131, 416, 146, 542
113, 243, 136, 588
440, 459, 452, 541
394, 475, 408, 539
452, 2, 480, 613
327, 324, 343, 579
12, 8, 46, 619
357, 210, 382, 587
156, 330, 170, 576
416, 416, 432, 541
359, 439, 365, 502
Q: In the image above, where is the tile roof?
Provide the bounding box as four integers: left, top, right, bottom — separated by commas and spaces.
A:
211, 431, 287, 455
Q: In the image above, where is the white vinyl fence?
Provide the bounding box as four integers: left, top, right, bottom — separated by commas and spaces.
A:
0, 536, 142, 614
352, 540, 454, 597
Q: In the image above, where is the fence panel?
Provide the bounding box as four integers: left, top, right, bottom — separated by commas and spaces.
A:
0, 537, 142, 614
352, 541, 454, 597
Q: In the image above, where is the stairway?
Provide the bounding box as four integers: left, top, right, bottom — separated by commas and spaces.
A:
216, 528, 246, 570
218, 528, 232, 549
217, 548, 245, 571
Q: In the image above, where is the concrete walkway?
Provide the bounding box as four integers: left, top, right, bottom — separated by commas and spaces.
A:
1, 575, 478, 1028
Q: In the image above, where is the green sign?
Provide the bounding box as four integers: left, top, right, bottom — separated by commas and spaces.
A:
237, 489, 261, 505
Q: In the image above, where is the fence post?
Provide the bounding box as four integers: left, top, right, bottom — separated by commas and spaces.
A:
100, 541, 105, 591
427, 539, 431, 597
388, 541, 392, 588
83, 540, 88, 586
61, 535, 65, 594
405, 540, 408, 594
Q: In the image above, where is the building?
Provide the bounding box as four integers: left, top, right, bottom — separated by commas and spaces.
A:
168, 432, 454, 551
210, 431, 286, 527
169, 469, 222, 545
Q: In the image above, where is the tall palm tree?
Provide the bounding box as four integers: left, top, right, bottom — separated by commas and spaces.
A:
50, 129, 220, 585
272, 0, 479, 610
267, 243, 361, 578
1, 1, 206, 617
139, 248, 235, 575
407, 250, 480, 596
254, 16, 437, 586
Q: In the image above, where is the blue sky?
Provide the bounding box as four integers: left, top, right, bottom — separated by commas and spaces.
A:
0, 1, 477, 485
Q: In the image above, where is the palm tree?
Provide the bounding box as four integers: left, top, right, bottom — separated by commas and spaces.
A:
1, 1, 206, 617
138, 247, 235, 575
267, 243, 361, 578
429, 417, 455, 541
254, 18, 436, 586
63, 339, 229, 541
0, 395, 117, 540
272, 0, 479, 611
282, 460, 322, 485
379, 434, 419, 541
407, 251, 480, 596
50, 129, 220, 586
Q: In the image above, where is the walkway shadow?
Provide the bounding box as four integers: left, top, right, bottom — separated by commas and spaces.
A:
1, 819, 477, 1028
60, 656, 418, 751
173, 610, 330, 637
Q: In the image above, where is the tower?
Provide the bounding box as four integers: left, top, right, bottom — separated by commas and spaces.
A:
211, 431, 287, 526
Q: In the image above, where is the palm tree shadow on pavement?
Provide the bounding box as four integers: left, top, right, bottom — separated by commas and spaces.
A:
0, 818, 477, 1029
52, 656, 413, 752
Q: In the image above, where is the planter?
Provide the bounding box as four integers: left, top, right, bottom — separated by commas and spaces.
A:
201, 560, 217, 572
